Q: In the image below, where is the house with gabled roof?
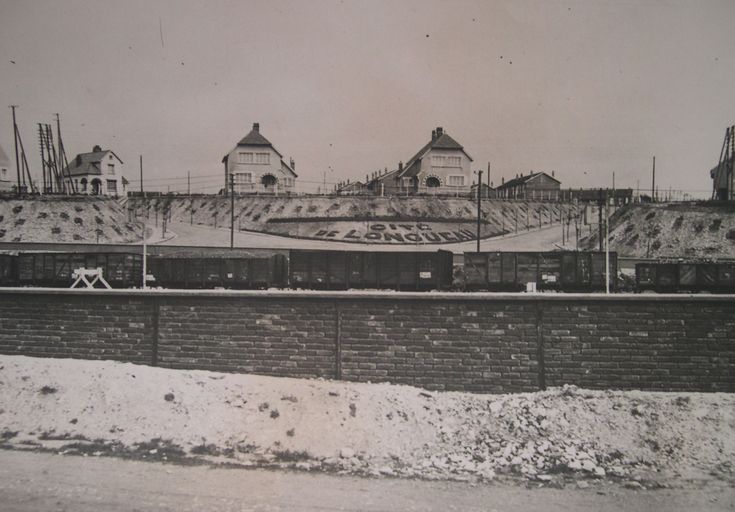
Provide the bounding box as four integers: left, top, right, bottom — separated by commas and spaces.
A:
495, 171, 561, 200
64, 145, 125, 196
0, 143, 12, 192
222, 123, 297, 195
370, 126, 474, 196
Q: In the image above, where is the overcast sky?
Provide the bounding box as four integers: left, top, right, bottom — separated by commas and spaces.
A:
1, 0, 734, 196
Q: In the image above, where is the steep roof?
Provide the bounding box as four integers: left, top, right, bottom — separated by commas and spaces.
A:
367, 168, 401, 189
397, 128, 473, 178
223, 122, 285, 162
496, 171, 560, 189
64, 147, 123, 177
237, 128, 273, 147
279, 158, 298, 178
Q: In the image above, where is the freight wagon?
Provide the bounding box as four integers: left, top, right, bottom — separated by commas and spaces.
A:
635, 261, 735, 293
13, 252, 143, 288
289, 249, 454, 291
463, 251, 617, 292
147, 252, 288, 289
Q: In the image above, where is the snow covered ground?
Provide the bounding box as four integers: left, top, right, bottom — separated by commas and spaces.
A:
1, 355, 732, 489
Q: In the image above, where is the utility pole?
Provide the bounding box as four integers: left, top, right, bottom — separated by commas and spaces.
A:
476, 169, 483, 253
230, 173, 235, 249
187, 171, 191, 196
612, 171, 615, 208
605, 195, 610, 294
139, 155, 144, 195
56, 113, 75, 193
38, 124, 47, 193
11, 106, 21, 197
598, 188, 604, 252
651, 156, 656, 202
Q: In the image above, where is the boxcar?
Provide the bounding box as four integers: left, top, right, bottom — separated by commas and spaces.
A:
16, 252, 142, 288
147, 253, 288, 289
289, 250, 453, 291
636, 261, 735, 292
463, 251, 617, 292
0, 253, 18, 286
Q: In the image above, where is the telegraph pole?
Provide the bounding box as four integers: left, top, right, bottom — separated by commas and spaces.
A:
598, 188, 604, 252
651, 156, 656, 202
139, 155, 144, 195
187, 171, 191, 196
10, 106, 21, 197
230, 173, 235, 249
476, 170, 483, 253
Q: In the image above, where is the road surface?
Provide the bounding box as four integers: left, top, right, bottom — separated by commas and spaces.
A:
151, 220, 573, 253
0, 450, 731, 512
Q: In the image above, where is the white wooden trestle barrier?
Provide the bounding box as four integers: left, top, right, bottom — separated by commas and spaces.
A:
70, 267, 111, 289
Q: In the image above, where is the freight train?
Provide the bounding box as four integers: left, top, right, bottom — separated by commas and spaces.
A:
0, 247, 626, 292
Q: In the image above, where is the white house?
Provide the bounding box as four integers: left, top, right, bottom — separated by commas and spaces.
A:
222, 123, 297, 194
0, 143, 12, 192
391, 127, 474, 195
64, 145, 125, 196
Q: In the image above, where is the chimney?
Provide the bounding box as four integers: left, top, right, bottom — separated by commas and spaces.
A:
436, 127, 444, 137
502, 177, 505, 184
76, 155, 82, 165
552, 170, 555, 177
93, 145, 102, 153
290, 157, 295, 170
431, 130, 436, 140
253, 122, 260, 132
398, 161, 403, 171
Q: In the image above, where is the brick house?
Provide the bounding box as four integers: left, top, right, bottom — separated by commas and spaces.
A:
64, 145, 125, 196
495, 171, 561, 200
222, 123, 297, 195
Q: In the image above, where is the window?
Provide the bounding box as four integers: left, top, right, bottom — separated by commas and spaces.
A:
448, 175, 465, 186
238, 152, 254, 164
426, 177, 441, 188
234, 172, 252, 183
261, 174, 278, 187
107, 180, 117, 194
402, 177, 413, 187
108, 164, 115, 175
432, 155, 462, 167
255, 152, 270, 164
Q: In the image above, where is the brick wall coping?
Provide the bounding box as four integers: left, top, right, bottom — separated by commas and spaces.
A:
1, 287, 734, 302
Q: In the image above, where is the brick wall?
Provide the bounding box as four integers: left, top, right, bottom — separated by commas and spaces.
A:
0, 292, 154, 364
0, 289, 732, 393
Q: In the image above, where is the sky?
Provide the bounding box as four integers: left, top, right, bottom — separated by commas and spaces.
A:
1, 0, 734, 196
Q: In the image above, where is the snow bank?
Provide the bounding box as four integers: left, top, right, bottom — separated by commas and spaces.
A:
0, 355, 732, 486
